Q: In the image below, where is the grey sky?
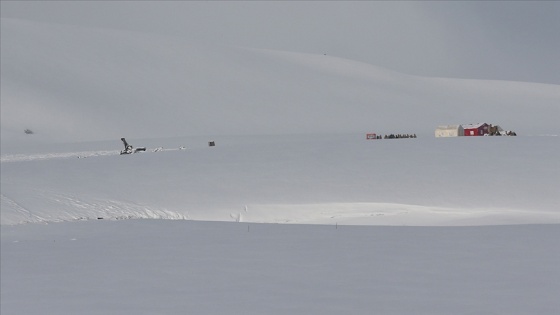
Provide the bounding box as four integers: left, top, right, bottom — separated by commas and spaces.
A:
1, 1, 559, 84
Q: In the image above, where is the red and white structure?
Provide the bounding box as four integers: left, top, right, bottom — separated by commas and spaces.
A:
435, 122, 513, 137
462, 123, 489, 136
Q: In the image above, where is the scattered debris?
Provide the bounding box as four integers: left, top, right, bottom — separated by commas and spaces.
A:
488, 124, 517, 136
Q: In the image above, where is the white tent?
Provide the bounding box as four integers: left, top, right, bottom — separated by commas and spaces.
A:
435, 125, 464, 137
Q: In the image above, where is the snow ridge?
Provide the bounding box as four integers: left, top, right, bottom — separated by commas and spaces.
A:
1, 192, 188, 225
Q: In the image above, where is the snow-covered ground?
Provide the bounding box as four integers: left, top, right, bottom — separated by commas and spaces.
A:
2, 134, 559, 314
2, 134, 559, 226
3, 220, 559, 315
2, 16, 560, 315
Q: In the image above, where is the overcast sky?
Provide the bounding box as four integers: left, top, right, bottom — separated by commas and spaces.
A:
1, 1, 559, 84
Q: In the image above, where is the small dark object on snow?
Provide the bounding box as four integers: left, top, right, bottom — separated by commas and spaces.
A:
208, 141, 215, 147
24, 129, 34, 135
120, 138, 146, 155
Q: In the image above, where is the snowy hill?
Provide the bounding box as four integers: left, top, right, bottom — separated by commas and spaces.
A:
2, 18, 559, 147
2, 18, 559, 226
1, 17, 560, 315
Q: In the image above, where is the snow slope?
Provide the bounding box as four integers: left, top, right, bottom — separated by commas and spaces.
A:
2, 18, 559, 146
2, 17, 560, 315
1, 16, 558, 227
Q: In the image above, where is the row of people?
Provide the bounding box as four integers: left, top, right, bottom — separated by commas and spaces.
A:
384, 134, 417, 139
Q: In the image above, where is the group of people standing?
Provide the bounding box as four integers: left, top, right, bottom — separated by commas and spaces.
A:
384, 134, 417, 139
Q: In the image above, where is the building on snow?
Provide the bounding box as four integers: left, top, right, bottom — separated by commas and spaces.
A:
462, 123, 489, 136
435, 125, 464, 137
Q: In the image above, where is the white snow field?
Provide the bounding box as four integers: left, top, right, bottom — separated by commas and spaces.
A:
1, 17, 560, 315
2, 135, 559, 315
1, 135, 559, 226
2, 220, 559, 315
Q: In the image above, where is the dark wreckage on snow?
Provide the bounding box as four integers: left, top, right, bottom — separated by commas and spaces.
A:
120, 138, 146, 155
